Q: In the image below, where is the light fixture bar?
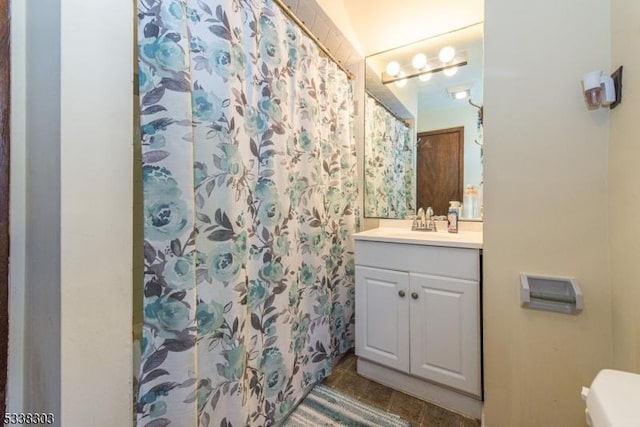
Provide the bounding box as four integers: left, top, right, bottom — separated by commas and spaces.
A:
381, 60, 468, 85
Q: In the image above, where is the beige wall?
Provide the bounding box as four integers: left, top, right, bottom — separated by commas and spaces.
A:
609, 0, 640, 372
483, 0, 612, 425
314, 0, 363, 55
59, 0, 133, 424
11, 0, 134, 425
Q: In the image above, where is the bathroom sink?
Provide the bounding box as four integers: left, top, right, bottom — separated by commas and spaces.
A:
353, 228, 483, 249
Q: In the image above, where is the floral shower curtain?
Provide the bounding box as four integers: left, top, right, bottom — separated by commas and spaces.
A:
135, 0, 357, 425
364, 94, 414, 218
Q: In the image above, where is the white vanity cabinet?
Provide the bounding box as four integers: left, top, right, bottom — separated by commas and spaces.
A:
354, 233, 482, 418
408, 272, 480, 394
355, 266, 410, 372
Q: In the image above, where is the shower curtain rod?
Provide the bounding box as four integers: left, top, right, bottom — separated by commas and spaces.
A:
272, 0, 355, 80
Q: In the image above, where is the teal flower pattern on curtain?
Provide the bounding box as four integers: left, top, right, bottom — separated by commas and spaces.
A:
364, 94, 415, 218
135, 0, 357, 425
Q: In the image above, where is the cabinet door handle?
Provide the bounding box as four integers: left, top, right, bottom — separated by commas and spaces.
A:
398, 290, 406, 298
411, 292, 419, 300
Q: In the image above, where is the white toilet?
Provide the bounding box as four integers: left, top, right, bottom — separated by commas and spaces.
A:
582, 369, 640, 426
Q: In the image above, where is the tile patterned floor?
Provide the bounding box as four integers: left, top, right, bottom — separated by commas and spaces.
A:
323, 351, 481, 427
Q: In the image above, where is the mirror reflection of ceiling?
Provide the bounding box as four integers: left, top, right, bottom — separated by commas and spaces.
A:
316, 0, 484, 56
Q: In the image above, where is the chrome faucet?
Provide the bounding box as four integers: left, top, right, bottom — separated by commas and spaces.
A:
416, 207, 425, 228
425, 207, 437, 231
412, 207, 437, 232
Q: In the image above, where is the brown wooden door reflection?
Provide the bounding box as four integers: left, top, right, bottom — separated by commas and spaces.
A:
416, 127, 463, 216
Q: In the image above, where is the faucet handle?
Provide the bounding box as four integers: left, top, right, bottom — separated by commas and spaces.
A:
413, 207, 426, 230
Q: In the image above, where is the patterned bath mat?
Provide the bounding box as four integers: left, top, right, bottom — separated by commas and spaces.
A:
282, 384, 411, 427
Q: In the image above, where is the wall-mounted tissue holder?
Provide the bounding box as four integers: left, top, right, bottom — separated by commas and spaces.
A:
520, 273, 583, 314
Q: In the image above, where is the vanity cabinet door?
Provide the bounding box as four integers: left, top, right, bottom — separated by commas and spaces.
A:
355, 266, 410, 372
409, 273, 481, 396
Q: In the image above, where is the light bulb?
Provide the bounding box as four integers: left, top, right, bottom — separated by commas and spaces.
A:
386, 61, 400, 77
418, 65, 432, 82
419, 72, 432, 82
439, 46, 456, 63
395, 72, 407, 88
412, 53, 427, 70
443, 66, 458, 77
454, 91, 468, 99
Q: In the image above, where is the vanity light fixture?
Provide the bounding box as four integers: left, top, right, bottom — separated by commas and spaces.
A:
381, 51, 468, 85
386, 61, 401, 77
443, 66, 458, 77
439, 46, 456, 63
418, 66, 433, 82
395, 71, 408, 88
412, 53, 427, 70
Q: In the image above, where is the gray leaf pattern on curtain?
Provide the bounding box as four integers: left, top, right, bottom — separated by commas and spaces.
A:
364, 94, 415, 218
135, 0, 357, 425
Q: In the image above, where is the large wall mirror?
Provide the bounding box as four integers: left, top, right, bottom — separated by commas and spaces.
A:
364, 23, 484, 220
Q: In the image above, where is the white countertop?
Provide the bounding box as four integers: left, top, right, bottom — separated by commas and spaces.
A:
353, 227, 483, 249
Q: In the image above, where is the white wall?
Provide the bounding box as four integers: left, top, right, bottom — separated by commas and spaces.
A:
483, 0, 612, 425
609, 0, 640, 372
12, 0, 134, 425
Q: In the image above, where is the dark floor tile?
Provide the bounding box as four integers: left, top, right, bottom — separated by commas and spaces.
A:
330, 371, 368, 398
420, 401, 461, 427
322, 369, 343, 388
358, 378, 394, 410
420, 405, 482, 427
389, 391, 426, 425
458, 414, 481, 427
333, 351, 356, 373
340, 352, 357, 372
351, 373, 379, 399
324, 353, 480, 427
